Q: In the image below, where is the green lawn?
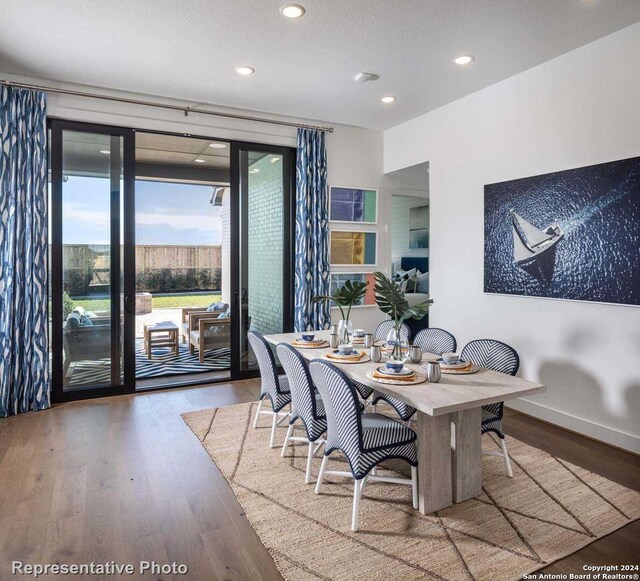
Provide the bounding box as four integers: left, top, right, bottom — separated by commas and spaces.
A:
70, 293, 222, 313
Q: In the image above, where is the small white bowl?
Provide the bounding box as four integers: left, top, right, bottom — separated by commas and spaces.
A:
353, 328, 365, 338
442, 352, 459, 364
338, 344, 354, 355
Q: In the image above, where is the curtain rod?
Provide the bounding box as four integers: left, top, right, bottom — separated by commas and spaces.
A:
0, 79, 334, 133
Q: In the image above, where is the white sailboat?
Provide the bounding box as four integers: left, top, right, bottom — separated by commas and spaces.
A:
510, 210, 564, 266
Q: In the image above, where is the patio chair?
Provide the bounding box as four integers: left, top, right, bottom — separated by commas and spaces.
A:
188, 312, 231, 363
180, 302, 228, 343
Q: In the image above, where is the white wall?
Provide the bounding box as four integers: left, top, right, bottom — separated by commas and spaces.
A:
384, 23, 640, 453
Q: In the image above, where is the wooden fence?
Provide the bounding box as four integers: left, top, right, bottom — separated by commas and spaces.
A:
62, 245, 223, 294
62, 245, 222, 271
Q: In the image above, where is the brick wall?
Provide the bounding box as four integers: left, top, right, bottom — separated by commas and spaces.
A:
248, 154, 283, 335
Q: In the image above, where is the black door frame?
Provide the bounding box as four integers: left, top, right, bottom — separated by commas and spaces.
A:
49, 119, 136, 403
49, 119, 296, 399
230, 141, 296, 379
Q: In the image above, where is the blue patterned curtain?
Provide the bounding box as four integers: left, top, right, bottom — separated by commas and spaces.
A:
0, 86, 49, 416
294, 128, 330, 331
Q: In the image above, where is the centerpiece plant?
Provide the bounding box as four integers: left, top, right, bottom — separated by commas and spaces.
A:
372, 271, 433, 360
313, 280, 368, 344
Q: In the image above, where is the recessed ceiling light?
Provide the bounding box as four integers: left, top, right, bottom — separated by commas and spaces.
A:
381, 96, 396, 104
194, 158, 206, 163
454, 55, 475, 65
99, 150, 110, 154
209, 142, 227, 149
235, 66, 255, 76
280, 4, 305, 18
249, 168, 260, 174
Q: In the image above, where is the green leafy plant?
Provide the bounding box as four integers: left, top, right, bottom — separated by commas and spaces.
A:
372, 271, 433, 357
313, 280, 368, 339
62, 291, 75, 318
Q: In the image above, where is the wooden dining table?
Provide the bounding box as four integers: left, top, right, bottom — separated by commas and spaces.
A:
264, 330, 546, 514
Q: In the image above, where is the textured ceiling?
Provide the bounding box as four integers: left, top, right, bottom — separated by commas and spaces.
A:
2, 0, 639, 130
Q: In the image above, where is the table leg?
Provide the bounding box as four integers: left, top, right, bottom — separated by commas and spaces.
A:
451, 407, 482, 503
416, 411, 453, 514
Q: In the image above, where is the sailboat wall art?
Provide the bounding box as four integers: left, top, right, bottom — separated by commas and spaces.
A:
484, 156, 640, 306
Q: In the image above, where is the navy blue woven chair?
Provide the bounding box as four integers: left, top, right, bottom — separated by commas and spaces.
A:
309, 359, 418, 532
413, 328, 457, 355
372, 327, 457, 421
353, 321, 410, 402
248, 331, 292, 448
460, 339, 520, 477
276, 343, 327, 483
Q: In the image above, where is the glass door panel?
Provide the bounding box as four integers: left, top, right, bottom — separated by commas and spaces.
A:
50, 121, 134, 400
232, 146, 294, 375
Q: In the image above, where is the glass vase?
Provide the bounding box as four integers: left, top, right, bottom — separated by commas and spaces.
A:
386, 327, 408, 361
337, 319, 353, 345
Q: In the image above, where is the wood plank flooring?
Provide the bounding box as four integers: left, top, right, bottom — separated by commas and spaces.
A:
0, 382, 637, 580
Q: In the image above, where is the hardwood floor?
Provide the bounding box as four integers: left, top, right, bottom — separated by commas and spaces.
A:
0, 383, 637, 580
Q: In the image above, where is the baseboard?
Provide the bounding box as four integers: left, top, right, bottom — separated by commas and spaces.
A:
506, 398, 640, 455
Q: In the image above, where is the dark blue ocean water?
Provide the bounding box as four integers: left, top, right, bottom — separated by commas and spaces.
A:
484, 156, 640, 305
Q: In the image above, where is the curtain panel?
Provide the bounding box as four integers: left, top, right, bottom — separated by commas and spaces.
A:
0, 86, 49, 416
294, 128, 330, 331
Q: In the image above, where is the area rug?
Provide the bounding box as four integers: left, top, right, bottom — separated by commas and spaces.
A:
182, 401, 640, 581
69, 340, 230, 385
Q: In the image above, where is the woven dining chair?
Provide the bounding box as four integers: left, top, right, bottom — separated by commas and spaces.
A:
370, 326, 455, 421
353, 321, 411, 402
276, 343, 327, 484
248, 331, 292, 448
309, 359, 418, 532
460, 339, 520, 477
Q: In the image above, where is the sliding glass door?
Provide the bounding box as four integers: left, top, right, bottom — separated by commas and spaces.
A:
49, 121, 295, 399
49, 120, 135, 401
230, 144, 295, 377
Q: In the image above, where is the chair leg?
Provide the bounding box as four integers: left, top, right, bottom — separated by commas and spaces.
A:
281, 423, 294, 458
253, 399, 263, 428
315, 455, 329, 494
269, 412, 279, 448
305, 440, 315, 484
411, 466, 419, 509
352, 478, 364, 532
500, 437, 513, 477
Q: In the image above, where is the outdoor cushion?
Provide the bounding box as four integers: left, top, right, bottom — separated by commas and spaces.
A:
206, 301, 228, 312
65, 312, 82, 328
217, 309, 231, 319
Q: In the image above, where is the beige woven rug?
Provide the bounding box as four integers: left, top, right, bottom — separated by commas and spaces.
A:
182, 402, 640, 581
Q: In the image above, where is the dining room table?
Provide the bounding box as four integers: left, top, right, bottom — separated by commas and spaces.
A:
264, 329, 546, 514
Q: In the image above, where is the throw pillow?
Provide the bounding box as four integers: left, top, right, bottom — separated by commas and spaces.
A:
218, 309, 231, 319
416, 271, 429, 294
206, 301, 227, 312
65, 312, 81, 329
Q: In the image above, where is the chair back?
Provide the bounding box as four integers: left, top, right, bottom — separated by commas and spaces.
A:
247, 331, 281, 398
375, 320, 410, 342
413, 328, 457, 355
460, 339, 519, 376
276, 343, 323, 425
308, 360, 363, 458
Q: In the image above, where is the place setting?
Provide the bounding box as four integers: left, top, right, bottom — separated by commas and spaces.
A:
321, 342, 371, 364
366, 357, 427, 385
350, 329, 382, 347
289, 332, 329, 349
423, 351, 480, 375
